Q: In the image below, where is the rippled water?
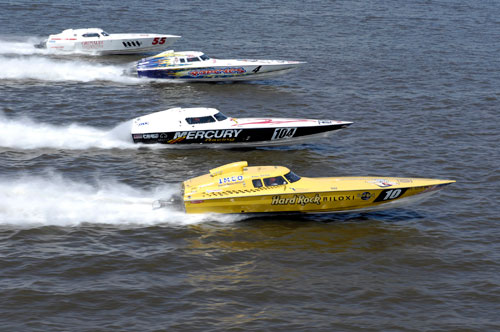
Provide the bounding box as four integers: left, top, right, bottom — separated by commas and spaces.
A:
1, 1, 499, 331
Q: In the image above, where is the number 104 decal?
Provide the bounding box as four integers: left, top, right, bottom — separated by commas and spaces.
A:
373, 188, 408, 202
271, 127, 297, 140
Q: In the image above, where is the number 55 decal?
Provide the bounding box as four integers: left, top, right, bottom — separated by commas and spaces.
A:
373, 188, 408, 202
152, 37, 166, 45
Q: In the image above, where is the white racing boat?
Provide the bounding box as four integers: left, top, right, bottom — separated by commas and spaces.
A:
136, 50, 304, 81
35, 28, 181, 55
131, 107, 352, 148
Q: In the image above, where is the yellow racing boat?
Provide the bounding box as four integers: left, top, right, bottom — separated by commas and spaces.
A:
160, 161, 455, 214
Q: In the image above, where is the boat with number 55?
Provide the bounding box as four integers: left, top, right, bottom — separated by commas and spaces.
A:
35, 28, 181, 55
154, 161, 455, 214
136, 50, 304, 81
131, 107, 352, 147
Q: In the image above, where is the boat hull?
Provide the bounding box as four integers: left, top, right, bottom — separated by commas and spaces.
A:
46, 34, 180, 55
136, 63, 302, 81
131, 123, 348, 147
184, 183, 451, 214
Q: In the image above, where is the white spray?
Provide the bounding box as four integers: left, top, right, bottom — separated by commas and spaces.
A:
0, 175, 243, 227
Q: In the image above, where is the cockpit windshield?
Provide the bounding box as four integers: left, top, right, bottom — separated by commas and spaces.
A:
252, 179, 263, 188
82, 33, 100, 38
101, 31, 110, 36
263, 176, 287, 186
200, 54, 210, 61
213, 112, 228, 121
284, 171, 301, 183
185, 116, 216, 124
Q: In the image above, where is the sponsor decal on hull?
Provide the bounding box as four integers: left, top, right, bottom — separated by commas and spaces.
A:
173, 129, 243, 140
271, 194, 322, 206
359, 192, 373, 201
368, 179, 399, 188
138, 67, 248, 80
133, 124, 342, 145
135, 129, 245, 144
140, 133, 159, 139
188, 68, 246, 77
81, 41, 104, 49
271, 194, 359, 207
322, 195, 355, 202
218, 175, 244, 185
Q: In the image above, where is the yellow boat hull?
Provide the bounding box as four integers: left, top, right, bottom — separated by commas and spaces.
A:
184, 184, 450, 214
180, 161, 454, 214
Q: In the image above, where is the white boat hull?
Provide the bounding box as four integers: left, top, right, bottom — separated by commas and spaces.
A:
44, 32, 180, 55
130, 108, 352, 148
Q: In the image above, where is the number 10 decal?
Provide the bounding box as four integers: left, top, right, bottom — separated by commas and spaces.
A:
373, 188, 408, 202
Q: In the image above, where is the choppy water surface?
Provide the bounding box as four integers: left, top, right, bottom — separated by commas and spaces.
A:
1, 1, 499, 331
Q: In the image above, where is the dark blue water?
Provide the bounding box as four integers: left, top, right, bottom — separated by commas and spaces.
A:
1, 1, 499, 331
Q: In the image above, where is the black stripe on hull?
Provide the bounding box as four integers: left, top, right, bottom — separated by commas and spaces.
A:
131, 125, 348, 145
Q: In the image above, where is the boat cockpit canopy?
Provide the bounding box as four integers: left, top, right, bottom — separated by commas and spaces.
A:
252, 171, 301, 188
183, 54, 210, 63
185, 112, 228, 124
82, 33, 100, 38
213, 112, 228, 121
186, 54, 209, 62
82, 31, 109, 38
284, 171, 301, 183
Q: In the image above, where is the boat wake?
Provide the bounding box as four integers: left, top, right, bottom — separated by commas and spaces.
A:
0, 54, 140, 83
0, 113, 137, 150
0, 36, 142, 83
0, 36, 49, 56
0, 175, 242, 227
0, 37, 236, 85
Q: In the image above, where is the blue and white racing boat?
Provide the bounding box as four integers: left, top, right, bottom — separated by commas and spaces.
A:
136, 50, 304, 81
